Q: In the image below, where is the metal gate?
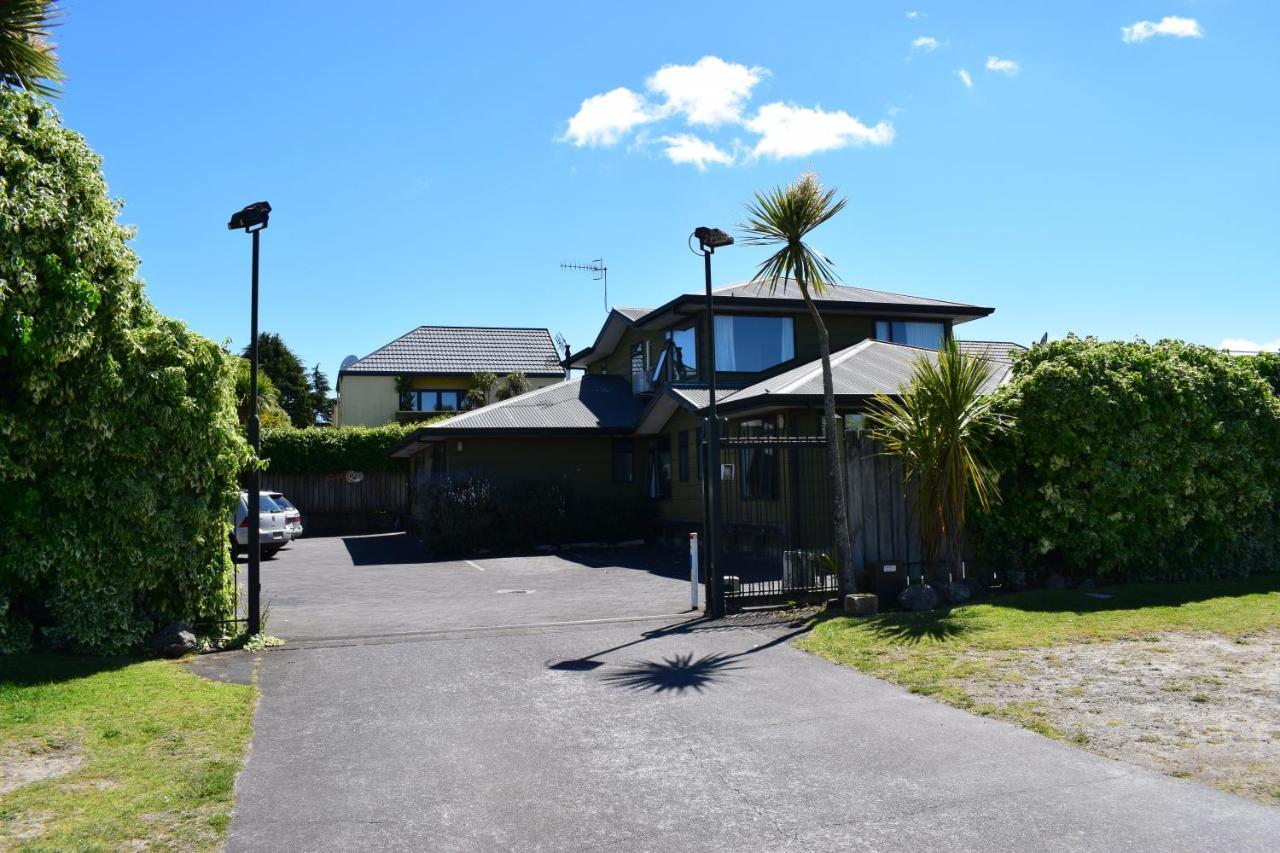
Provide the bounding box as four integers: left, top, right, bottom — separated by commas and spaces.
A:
715, 436, 838, 609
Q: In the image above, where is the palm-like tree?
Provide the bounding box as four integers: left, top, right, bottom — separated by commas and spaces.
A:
0, 1, 64, 97
740, 172, 857, 595
865, 340, 1006, 580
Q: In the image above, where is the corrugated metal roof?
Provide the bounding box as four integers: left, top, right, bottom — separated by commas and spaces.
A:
341, 326, 564, 376
615, 307, 652, 321
699, 280, 987, 311
421, 375, 644, 431
722, 340, 1011, 408
957, 340, 1027, 364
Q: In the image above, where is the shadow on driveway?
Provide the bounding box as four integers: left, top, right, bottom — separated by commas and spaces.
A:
550, 618, 812, 694
340, 533, 429, 566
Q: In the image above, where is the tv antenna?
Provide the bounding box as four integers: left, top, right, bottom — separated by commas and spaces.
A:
561, 258, 608, 315
553, 332, 573, 379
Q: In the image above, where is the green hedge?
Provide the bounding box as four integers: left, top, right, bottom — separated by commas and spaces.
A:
976, 337, 1280, 583
1251, 352, 1280, 395
258, 423, 437, 474
420, 477, 654, 555
0, 91, 251, 653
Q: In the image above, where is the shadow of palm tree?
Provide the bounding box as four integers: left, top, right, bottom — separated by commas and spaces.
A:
600, 652, 744, 694
863, 613, 969, 645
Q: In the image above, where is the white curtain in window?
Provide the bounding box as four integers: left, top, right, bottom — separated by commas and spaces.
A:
902, 322, 944, 349
715, 315, 736, 370
780, 317, 795, 362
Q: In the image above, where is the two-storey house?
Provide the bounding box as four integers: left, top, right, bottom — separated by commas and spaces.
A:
391, 281, 1020, 538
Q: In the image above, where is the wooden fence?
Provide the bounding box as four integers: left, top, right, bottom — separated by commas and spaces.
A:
260, 470, 408, 537
846, 435, 924, 579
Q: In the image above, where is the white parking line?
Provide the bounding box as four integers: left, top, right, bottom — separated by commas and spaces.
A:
465, 560, 486, 572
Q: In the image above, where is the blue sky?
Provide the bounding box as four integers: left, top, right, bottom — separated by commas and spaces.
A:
55, 1, 1279, 380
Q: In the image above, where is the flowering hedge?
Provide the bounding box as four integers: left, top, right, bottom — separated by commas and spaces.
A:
259, 423, 433, 474
976, 337, 1280, 583
0, 90, 251, 652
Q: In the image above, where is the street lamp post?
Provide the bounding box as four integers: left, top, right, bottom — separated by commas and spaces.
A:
693, 226, 733, 617
228, 201, 271, 637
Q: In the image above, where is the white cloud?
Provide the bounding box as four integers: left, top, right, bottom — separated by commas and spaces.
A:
911, 36, 940, 52
906, 10, 924, 19
746, 102, 894, 159
646, 56, 767, 126
1122, 16, 1203, 44
985, 56, 1020, 75
560, 56, 891, 164
561, 87, 655, 146
957, 68, 973, 88
658, 134, 734, 170
1220, 338, 1280, 353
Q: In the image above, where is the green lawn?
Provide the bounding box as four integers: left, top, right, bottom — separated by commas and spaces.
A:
799, 575, 1280, 737
0, 655, 256, 851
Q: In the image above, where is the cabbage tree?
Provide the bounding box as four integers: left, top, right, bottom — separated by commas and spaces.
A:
0, 0, 64, 97
866, 341, 1006, 579
740, 172, 857, 595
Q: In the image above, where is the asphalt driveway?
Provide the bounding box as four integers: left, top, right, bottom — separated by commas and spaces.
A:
227, 536, 1280, 852
248, 533, 694, 641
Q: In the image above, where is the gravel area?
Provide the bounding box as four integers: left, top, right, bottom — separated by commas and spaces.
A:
964, 631, 1280, 804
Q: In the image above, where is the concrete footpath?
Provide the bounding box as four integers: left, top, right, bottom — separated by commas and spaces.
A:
227, 536, 1280, 852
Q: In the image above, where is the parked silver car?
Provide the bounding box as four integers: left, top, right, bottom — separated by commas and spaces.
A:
266, 491, 303, 542
231, 491, 288, 559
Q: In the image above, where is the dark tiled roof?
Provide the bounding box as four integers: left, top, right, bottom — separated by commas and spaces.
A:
342, 326, 564, 376
420, 375, 644, 432
957, 340, 1027, 364
567, 281, 993, 368
721, 340, 1011, 409
699, 280, 987, 311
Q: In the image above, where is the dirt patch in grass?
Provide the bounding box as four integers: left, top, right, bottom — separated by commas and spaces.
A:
0, 739, 85, 794
964, 631, 1280, 804
798, 576, 1280, 804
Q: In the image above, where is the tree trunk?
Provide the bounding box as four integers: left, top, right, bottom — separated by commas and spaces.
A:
799, 281, 857, 596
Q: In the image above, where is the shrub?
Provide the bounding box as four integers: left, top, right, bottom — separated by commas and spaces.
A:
0, 90, 251, 652
1250, 352, 1280, 396
420, 477, 502, 555
976, 337, 1280, 583
259, 423, 438, 474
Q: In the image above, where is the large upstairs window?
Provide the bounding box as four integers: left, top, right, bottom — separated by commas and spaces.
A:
875, 320, 946, 350
714, 315, 795, 373
666, 324, 698, 380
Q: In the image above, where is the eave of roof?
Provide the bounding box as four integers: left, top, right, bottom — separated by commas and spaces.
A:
568, 281, 994, 368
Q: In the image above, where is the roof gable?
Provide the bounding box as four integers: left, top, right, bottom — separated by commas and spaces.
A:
718, 340, 1012, 411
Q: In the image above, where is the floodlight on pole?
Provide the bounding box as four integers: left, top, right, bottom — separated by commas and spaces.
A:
692, 225, 733, 617
228, 201, 271, 637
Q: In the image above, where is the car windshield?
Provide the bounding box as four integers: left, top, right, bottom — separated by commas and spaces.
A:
272, 496, 296, 511
259, 495, 283, 512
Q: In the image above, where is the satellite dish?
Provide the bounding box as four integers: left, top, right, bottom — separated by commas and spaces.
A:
339, 354, 359, 371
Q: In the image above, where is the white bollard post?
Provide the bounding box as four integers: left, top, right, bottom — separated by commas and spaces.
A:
689, 532, 700, 610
